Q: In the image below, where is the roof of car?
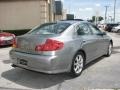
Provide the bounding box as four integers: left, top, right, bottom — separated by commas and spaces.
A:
57, 20, 88, 24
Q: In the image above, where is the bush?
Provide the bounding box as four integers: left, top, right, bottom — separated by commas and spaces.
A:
1, 29, 31, 36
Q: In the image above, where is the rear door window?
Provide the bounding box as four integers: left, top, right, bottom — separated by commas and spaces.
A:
76, 23, 92, 35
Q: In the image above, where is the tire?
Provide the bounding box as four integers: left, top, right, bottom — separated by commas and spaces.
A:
105, 43, 113, 57
70, 52, 85, 77
117, 29, 120, 33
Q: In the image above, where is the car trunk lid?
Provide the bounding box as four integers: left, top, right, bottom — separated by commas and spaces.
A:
15, 34, 58, 54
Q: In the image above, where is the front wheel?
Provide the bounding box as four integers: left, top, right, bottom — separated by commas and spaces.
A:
117, 29, 120, 33
70, 52, 85, 77
105, 43, 113, 57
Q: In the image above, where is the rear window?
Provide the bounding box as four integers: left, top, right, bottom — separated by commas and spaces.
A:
28, 23, 71, 35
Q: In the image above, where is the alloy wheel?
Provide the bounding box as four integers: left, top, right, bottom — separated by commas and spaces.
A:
73, 54, 84, 74
108, 43, 112, 55
71, 52, 85, 77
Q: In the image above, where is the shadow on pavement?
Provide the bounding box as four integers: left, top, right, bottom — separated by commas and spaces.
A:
1, 56, 107, 89
1, 68, 72, 89
112, 46, 120, 54
0, 87, 29, 90
2, 60, 11, 64
0, 45, 11, 49
113, 46, 120, 49
116, 33, 120, 35
85, 56, 105, 70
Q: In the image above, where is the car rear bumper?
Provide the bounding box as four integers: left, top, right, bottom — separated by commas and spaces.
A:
9, 50, 69, 74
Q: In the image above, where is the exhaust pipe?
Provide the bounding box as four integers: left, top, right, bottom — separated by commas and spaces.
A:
11, 64, 17, 67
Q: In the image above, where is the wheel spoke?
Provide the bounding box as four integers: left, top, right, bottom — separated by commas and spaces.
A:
109, 44, 112, 55
74, 65, 79, 72
74, 62, 78, 66
76, 56, 80, 62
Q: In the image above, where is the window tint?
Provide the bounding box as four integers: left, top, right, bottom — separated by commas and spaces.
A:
76, 24, 92, 35
88, 24, 102, 34
28, 23, 71, 35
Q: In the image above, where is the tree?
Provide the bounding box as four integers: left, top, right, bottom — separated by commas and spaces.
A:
92, 16, 104, 22
92, 16, 96, 22
99, 16, 104, 21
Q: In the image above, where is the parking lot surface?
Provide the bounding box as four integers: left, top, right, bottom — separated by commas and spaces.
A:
0, 33, 120, 90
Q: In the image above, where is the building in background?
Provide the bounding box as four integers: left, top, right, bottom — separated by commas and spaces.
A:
0, 0, 54, 30
62, 9, 67, 20
54, 9, 67, 21
54, 0, 67, 21
67, 14, 74, 20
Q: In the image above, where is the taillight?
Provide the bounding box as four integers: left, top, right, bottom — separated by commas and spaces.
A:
0, 39, 2, 44
35, 39, 64, 51
12, 38, 17, 48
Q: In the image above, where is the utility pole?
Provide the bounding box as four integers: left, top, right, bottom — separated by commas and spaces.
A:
113, 0, 116, 23
109, 16, 112, 23
104, 6, 109, 23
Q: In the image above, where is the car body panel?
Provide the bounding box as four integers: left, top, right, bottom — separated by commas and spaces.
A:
112, 25, 120, 32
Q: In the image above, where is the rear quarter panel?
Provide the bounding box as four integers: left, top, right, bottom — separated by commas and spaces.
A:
48, 24, 84, 71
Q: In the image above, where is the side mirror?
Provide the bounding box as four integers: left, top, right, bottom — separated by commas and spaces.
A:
102, 32, 106, 35
97, 32, 106, 36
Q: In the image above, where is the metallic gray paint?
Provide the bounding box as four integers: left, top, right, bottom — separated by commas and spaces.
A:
10, 21, 112, 74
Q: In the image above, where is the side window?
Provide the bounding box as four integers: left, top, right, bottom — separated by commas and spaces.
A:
88, 24, 102, 34
76, 24, 92, 35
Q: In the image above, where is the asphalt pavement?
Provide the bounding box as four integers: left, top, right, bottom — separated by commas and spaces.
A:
0, 33, 120, 90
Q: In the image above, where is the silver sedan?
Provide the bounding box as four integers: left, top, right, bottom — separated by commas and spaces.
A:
10, 20, 113, 77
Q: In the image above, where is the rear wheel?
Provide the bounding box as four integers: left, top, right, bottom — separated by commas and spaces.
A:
70, 52, 85, 77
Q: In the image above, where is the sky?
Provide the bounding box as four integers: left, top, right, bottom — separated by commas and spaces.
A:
61, 0, 120, 22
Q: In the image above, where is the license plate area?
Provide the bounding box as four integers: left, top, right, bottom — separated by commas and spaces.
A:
19, 59, 28, 65
5, 40, 12, 44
